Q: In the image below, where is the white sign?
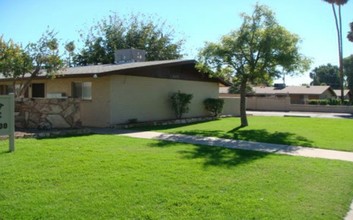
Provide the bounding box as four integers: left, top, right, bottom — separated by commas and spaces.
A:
0, 96, 12, 135
0, 94, 15, 152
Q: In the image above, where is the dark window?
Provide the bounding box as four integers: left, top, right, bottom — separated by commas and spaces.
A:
32, 83, 45, 98
0, 85, 10, 95
72, 82, 92, 100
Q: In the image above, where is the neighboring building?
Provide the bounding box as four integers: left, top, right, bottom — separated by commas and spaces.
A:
333, 90, 352, 100
219, 86, 240, 98
250, 85, 336, 104
1, 59, 230, 127
219, 86, 230, 94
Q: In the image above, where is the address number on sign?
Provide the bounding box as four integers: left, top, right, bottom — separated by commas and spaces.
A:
0, 123, 8, 129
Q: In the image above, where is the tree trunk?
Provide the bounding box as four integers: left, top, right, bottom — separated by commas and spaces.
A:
339, 58, 344, 103
239, 79, 248, 127
18, 79, 32, 98
338, 5, 344, 103
332, 4, 344, 103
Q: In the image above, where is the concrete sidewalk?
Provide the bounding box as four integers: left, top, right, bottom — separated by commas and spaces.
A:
117, 130, 353, 163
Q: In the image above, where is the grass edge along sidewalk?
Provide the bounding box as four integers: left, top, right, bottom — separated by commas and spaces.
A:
119, 130, 353, 162
141, 116, 353, 152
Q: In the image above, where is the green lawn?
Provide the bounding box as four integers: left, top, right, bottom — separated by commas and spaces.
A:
1, 135, 353, 219
146, 116, 353, 152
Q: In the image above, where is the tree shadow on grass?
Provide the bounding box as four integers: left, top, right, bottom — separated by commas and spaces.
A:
149, 140, 269, 168
175, 128, 314, 147
150, 141, 269, 168
148, 126, 314, 168
0, 149, 10, 154
36, 133, 95, 140
179, 145, 269, 168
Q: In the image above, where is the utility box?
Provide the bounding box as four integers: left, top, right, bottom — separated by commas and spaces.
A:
114, 49, 146, 64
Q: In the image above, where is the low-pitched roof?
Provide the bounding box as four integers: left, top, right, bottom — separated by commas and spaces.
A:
0, 59, 192, 79
0, 59, 231, 85
59, 59, 193, 75
252, 86, 334, 95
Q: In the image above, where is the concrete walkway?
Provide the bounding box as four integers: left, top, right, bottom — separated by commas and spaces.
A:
116, 130, 353, 163
346, 202, 353, 220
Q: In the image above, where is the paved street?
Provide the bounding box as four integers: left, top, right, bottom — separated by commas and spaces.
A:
247, 110, 353, 119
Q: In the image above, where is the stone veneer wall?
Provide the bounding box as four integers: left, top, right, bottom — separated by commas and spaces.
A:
15, 98, 81, 129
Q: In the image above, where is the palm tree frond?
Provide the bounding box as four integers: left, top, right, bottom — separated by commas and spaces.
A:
335, 0, 349, 5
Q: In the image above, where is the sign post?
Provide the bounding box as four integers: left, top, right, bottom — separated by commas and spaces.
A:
0, 94, 15, 152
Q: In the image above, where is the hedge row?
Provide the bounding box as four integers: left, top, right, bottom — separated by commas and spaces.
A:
307, 99, 352, 106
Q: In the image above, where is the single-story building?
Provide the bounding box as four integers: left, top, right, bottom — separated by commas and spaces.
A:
219, 86, 239, 98
333, 90, 352, 100
250, 85, 336, 104
1, 59, 232, 128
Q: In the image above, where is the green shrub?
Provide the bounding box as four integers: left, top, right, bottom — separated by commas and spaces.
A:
308, 99, 318, 105
170, 91, 193, 119
328, 99, 341, 106
204, 98, 224, 117
308, 99, 352, 106
308, 99, 328, 105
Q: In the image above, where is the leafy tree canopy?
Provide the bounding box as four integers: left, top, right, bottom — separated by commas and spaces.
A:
343, 55, 353, 102
0, 29, 65, 97
309, 64, 340, 89
348, 22, 353, 42
197, 4, 310, 127
74, 13, 185, 66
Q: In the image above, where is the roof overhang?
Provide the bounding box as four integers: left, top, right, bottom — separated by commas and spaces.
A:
0, 59, 230, 86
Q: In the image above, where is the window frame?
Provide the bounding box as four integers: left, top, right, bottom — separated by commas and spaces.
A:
31, 83, 45, 98
72, 82, 92, 100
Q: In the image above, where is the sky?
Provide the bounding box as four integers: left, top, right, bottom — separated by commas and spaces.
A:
1, 0, 353, 85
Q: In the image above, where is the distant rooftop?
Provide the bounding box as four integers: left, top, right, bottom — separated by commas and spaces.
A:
252, 86, 333, 95
333, 89, 351, 97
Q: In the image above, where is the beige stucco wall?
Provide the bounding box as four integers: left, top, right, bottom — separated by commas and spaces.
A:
12, 75, 221, 127
247, 96, 291, 111
30, 77, 111, 127
109, 75, 219, 124
221, 98, 241, 116
319, 90, 336, 99
78, 77, 111, 127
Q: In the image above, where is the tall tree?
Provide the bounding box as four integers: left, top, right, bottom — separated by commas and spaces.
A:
64, 41, 75, 67
74, 13, 184, 65
0, 30, 64, 97
347, 22, 353, 103
323, 0, 349, 102
198, 4, 310, 127
348, 22, 353, 42
343, 55, 353, 103
309, 64, 340, 88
